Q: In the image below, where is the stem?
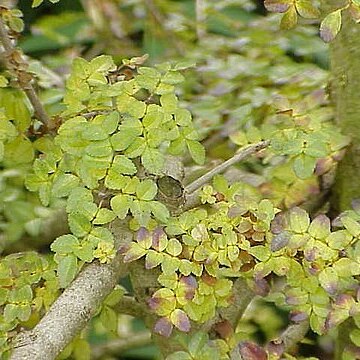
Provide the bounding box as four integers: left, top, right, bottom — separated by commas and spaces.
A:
185, 140, 270, 194
0, 17, 50, 128
10, 256, 128, 360
92, 332, 152, 360
267, 320, 309, 356
113, 295, 148, 318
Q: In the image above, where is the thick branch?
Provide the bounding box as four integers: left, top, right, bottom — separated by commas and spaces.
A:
10, 256, 128, 360
0, 17, 50, 127
185, 140, 270, 194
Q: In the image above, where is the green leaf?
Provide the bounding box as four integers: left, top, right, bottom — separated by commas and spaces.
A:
82, 123, 108, 141
173, 60, 196, 70
295, 0, 320, 19
341, 216, 360, 237
150, 201, 170, 223
111, 118, 143, 151
100, 306, 118, 334
52, 174, 79, 198
166, 352, 192, 360
112, 155, 137, 175
89, 55, 116, 73
9, 285, 33, 303
93, 208, 116, 225
125, 137, 146, 158
32, 0, 43, 7
162, 71, 185, 85
57, 254, 78, 288
350, 329, 360, 347
145, 250, 164, 269
104, 285, 125, 307
51, 234, 79, 254
105, 171, 128, 190
4, 136, 34, 165
141, 147, 165, 174
136, 179, 158, 201
293, 154, 316, 179
289, 207, 310, 233
188, 332, 209, 357
166, 239, 183, 257
186, 140, 205, 165
4, 304, 20, 322
320, 10, 342, 43
117, 94, 146, 118
68, 212, 92, 237
88, 227, 114, 245
136, 67, 161, 91
73, 242, 94, 262
110, 194, 131, 219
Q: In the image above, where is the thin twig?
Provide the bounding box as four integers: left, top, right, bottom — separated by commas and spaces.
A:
113, 295, 148, 318
92, 331, 152, 360
185, 140, 270, 194
0, 17, 50, 127
266, 320, 309, 356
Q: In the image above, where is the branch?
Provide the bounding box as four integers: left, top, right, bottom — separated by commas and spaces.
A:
0, 17, 50, 128
185, 140, 270, 194
92, 331, 152, 360
266, 320, 309, 356
113, 295, 148, 318
10, 256, 128, 360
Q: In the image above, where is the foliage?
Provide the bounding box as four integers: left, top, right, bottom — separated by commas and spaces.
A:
0, 1, 360, 360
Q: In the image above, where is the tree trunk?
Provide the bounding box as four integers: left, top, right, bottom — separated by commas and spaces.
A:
330, 6, 360, 212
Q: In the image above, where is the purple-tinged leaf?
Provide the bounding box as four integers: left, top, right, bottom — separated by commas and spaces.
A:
290, 311, 309, 323
349, 3, 360, 23
253, 277, 270, 296
152, 227, 168, 251
137, 227, 150, 242
170, 309, 191, 332
271, 213, 288, 234
123, 242, 147, 263
154, 317, 174, 337
325, 308, 349, 330
320, 10, 342, 43
319, 268, 339, 295
271, 231, 290, 251
264, 0, 291, 13
238, 341, 267, 360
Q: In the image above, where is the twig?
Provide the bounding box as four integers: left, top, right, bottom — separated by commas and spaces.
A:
266, 320, 309, 356
0, 17, 50, 128
185, 140, 270, 194
91, 331, 152, 360
10, 256, 128, 360
113, 295, 148, 318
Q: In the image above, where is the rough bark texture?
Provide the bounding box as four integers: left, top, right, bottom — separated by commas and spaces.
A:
330, 8, 360, 212
10, 257, 127, 360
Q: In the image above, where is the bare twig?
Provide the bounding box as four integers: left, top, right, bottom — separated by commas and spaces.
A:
0, 17, 50, 127
267, 320, 309, 356
185, 140, 270, 194
10, 256, 128, 360
92, 331, 152, 360
113, 295, 148, 318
